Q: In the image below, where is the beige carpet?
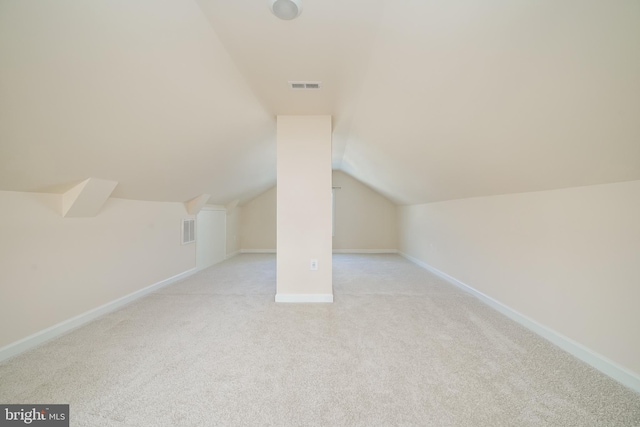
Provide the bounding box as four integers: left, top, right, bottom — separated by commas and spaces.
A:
0, 254, 639, 426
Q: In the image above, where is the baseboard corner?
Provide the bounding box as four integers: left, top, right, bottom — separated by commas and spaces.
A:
225, 250, 240, 259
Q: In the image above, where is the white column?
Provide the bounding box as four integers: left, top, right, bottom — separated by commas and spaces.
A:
276, 115, 333, 302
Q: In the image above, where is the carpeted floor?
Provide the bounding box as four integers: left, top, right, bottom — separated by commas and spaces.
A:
0, 254, 639, 426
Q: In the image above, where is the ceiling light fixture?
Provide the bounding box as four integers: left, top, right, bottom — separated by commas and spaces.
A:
269, 0, 303, 20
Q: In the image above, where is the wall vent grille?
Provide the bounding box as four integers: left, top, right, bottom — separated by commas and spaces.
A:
289, 81, 322, 90
182, 218, 195, 245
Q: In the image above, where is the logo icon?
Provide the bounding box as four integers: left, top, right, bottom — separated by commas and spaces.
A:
1, 405, 69, 426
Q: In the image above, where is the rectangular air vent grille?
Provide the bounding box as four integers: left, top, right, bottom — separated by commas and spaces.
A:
289, 81, 322, 90
182, 218, 195, 245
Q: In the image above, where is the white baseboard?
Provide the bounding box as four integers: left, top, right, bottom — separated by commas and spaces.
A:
275, 293, 334, 303
225, 250, 240, 259
399, 252, 640, 394
0, 267, 198, 363
332, 249, 398, 254
241, 249, 399, 255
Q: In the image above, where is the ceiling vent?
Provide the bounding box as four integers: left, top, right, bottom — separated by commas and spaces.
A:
289, 81, 322, 90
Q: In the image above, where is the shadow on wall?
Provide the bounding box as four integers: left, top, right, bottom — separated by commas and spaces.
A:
238, 170, 398, 253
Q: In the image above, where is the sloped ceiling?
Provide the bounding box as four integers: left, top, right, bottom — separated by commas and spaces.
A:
0, 0, 274, 203
1, 0, 639, 205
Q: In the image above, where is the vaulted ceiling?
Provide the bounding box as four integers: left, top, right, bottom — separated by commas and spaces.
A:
1, 0, 639, 205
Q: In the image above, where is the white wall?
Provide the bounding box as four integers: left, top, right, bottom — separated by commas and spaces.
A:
240, 186, 276, 251
226, 205, 240, 257
0, 191, 195, 349
332, 170, 397, 251
196, 207, 226, 269
276, 116, 332, 299
239, 171, 398, 252
398, 180, 640, 376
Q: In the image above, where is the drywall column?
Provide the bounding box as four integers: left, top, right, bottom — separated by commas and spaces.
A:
276, 115, 333, 302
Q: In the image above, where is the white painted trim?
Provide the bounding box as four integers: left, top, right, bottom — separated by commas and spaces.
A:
399, 252, 640, 393
225, 250, 240, 260
275, 294, 334, 303
240, 249, 276, 254
195, 258, 226, 272
332, 249, 398, 254
0, 268, 198, 363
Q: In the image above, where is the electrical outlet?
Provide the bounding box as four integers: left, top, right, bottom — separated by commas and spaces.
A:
310, 259, 318, 270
